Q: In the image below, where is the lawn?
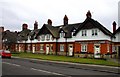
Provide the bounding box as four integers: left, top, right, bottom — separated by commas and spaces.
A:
12, 52, 120, 67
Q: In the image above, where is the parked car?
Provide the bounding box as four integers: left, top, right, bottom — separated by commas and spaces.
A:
0, 50, 11, 58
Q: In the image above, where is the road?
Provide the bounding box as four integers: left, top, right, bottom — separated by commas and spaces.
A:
2, 57, 119, 77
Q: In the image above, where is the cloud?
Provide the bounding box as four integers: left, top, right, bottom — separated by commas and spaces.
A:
0, 0, 119, 32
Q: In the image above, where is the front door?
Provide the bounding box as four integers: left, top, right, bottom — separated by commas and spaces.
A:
32, 46, 35, 53
46, 46, 49, 55
69, 45, 73, 56
94, 45, 100, 58
19, 46, 21, 52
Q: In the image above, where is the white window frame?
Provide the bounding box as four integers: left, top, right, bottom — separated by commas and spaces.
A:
41, 35, 45, 41
60, 31, 65, 38
40, 44, 44, 50
46, 34, 50, 40
81, 30, 87, 36
50, 44, 53, 51
60, 44, 64, 51
81, 44, 87, 52
92, 29, 98, 36
27, 44, 31, 51
72, 29, 76, 36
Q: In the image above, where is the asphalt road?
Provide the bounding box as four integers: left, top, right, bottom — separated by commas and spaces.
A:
2, 57, 119, 77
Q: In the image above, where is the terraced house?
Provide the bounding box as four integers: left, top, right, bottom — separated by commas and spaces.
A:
3, 11, 120, 59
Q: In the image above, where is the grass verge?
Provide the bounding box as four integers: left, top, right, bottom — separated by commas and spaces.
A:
12, 52, 120, 67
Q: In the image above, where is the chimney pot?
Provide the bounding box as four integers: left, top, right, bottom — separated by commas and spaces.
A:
47, 19, 52, 25
34, 21, 38, 30
22, 23, 28, 30
63, 15, 68, 26
113, 21, 117, 33
86, 10, 92, 18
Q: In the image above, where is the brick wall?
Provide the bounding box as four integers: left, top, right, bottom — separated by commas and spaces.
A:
0, 27, 4, 50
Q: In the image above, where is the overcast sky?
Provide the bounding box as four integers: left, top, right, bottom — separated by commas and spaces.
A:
0, 0, 120, 32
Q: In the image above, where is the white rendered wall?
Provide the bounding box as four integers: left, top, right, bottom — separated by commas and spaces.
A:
75, 28, 111, 41
112, 32, 120, 42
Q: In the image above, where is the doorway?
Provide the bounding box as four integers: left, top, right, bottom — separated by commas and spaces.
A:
68, 45, 73, 56
46, 45, 49, 55
94, 45, 100, 58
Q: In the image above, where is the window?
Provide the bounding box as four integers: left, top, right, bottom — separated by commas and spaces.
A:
40, 44, 44, 50
92, 29, 98, 36
60, 44, 64, 51
41, 35, 45, 41
37, 36, 40, 41
72, 29, 76, 36
82, 30, 87, 36
50, 44, 53, 51
60, 31, 65, 38
27, 44, 31, 51
46, 34, 50, 40
81, 44, 87, 52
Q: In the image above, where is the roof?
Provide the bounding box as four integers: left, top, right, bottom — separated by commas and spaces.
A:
37, 24, 60, 38
2, 30, 18, 44
61, 23, 81, 38
36, 17, 113, 39
29, 29, 40, 40
17, 29, 31, 41
113, 27, 120, 35
74, 18, 113, 36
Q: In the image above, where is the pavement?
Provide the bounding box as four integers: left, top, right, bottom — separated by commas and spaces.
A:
12, 56, 120, 74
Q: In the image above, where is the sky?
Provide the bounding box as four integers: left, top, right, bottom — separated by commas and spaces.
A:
0, 0, 120, 32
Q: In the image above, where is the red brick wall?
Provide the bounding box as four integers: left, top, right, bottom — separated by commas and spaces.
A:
87, 43, 94, 53
101, 43, 107, 54
74, 42, 80, 53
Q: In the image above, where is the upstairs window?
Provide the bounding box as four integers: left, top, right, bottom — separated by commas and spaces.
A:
41, 35, 45, 41
82, 30, 87, 36
92, 29, 98, 36
72, 29, 76, 36
46, 34, 50, 41
60, 31, 65, 38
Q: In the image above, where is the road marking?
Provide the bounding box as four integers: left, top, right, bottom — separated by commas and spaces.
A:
2, 62, 20, 67
31, 68, 66, 76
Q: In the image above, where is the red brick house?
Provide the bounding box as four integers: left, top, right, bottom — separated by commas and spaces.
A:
112, 23, 120, 58
15, 11, 118, 58
0, 27, 4, 50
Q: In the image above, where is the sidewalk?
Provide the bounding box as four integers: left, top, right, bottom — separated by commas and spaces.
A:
12, 56, 120, 74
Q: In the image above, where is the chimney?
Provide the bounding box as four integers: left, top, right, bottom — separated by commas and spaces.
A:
63, 15, 68, 26
0, 27, 4, 32
86, 10, 92, 18
34, 21, 38, 30
113, 21, 117, 33
22, 23, 28, 30
47, 19, 52, 25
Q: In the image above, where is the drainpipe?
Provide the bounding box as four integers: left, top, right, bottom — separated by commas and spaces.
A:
65, 38, 68, 56
24, 40, 27, 53
30, 40, 32, 52
55, 38, 58, 55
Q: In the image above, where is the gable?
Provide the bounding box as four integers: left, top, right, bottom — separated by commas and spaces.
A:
74, 18, 112, 36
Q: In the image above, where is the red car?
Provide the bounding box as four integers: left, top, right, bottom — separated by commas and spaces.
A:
0, 50, 11, 58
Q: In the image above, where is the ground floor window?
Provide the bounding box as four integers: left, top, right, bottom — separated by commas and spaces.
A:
40, 44, 44, 50
81, 44, 87, 52
50, 44, 53, 51
112, 46, 117, 52
60, 44, 64, 51
27, 44, 31, 51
